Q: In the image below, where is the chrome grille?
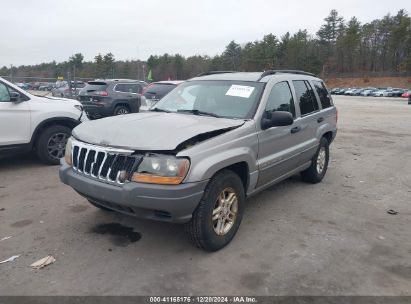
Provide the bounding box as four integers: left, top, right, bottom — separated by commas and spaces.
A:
71, 140, 142, 184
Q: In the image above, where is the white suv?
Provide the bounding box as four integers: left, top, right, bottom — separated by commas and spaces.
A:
0, 77, 87, 165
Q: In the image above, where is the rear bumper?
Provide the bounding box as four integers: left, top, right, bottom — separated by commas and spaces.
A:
59, 161, 208, 223
82, 104, 113, 118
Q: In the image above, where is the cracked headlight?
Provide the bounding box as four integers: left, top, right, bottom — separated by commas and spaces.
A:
131, 154, 190, 185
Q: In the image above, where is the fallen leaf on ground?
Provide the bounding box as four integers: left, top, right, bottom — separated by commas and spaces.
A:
30, 255, 56, 269
0, 236, 12, 242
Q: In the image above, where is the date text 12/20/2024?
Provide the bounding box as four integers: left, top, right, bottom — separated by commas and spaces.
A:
149, 296, 257, 303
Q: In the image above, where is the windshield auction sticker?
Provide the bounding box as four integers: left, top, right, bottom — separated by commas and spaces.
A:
225, 85, 255, 98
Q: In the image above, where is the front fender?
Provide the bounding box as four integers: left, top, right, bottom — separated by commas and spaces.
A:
186, 147, 255, 182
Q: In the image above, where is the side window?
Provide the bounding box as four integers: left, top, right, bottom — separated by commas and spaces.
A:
292, 80, 319, 116
0, 83, 11, 102
265, 81, 295, 117
115, 84, 124, 92
115, 84, 132, 93
131, 84, 142, 94
312, 80, 332, 109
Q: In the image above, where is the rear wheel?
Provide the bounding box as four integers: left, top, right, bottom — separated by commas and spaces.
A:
301, 137, 329, 183
185, 170, 245, 251
114, 105, 130, 115
35, 125, 71, 165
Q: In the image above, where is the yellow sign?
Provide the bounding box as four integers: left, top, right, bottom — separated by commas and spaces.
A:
57, 76, 64, 80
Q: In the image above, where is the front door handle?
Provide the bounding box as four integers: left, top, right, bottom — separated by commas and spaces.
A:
317, 117, 324, 123
291, 126, 301, 134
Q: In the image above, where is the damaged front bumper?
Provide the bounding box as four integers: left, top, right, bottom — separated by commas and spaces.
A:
59, 160, 208, 223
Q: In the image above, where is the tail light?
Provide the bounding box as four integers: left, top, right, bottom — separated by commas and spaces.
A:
95, 91, 109, 96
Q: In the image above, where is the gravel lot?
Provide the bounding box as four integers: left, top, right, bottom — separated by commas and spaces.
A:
0, 96, 410, 296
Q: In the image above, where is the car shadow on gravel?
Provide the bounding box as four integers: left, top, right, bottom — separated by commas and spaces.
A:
79, 174, 306, 253
0, 153, 46, 170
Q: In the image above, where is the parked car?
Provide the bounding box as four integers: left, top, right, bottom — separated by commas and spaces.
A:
352, 88, 366, 96
401, 90, 411, 98
77, 79, 147, 118
141, 80, 184, 110
52, 81, 86, 99
15, 82, 30, 90
60, 70, 337, 251
382, 88, 395, 97
330, 88, 340, 94
0, 77, 87, 165
334, 88, 346, 95
39, 83, 55, 91
372, 89, 387, 97
361, 89, 377, 96
344, 88, 359, 95
28, 82, 42, 90
387, 88, 405, 97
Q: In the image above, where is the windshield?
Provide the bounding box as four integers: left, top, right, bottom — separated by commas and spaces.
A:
153, 80, 264, 119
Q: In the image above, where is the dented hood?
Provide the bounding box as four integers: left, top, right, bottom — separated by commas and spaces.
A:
72, 112, 244, 151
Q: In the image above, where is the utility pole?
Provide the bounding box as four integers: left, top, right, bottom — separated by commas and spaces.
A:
73, 65, 76, 100
10, 64, 13, 82
67, 71, 72, 99
142, 64, 146, 82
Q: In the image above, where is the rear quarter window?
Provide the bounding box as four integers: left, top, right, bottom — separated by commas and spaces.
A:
292, 80, 319, 116
312, 80, 332, 109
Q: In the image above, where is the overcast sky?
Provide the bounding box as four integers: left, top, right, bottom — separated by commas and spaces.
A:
0, 0, 408, 67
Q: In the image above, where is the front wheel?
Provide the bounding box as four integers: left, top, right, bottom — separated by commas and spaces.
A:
35, 125, 71, 165
301, 137, 330, 183
185, 170, 245, 251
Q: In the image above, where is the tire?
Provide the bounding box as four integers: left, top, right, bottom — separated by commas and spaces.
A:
185, 170, 245, 251
114, 105, 130, 115
87, 199, 113, 212
301, 137, 330, 184
35, 125, 71, 165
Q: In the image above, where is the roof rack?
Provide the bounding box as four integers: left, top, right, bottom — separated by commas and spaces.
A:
196, 71, 236, 77
258, 70, 316, 81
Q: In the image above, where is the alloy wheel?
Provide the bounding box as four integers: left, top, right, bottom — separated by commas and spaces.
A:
316, 147, 326, 174
212, 187, 238, 236
47, 133, 68, 159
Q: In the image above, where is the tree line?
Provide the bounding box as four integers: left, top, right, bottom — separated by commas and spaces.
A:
1, 9, 410, 82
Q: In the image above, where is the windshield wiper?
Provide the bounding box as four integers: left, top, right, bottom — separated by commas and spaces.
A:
150, 107, 171, 113
177, 109, 220, 118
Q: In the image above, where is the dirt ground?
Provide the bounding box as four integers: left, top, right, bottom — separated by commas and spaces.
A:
325, 76, 411, 89
0, 96, 410, 296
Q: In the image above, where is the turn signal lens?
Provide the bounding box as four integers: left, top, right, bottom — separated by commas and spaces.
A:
131, 174, 185, 185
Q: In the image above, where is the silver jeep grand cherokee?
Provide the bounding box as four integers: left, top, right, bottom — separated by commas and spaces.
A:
60, 70, 337, 251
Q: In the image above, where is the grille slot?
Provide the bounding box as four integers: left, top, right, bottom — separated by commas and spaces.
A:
71, 140, 141, 184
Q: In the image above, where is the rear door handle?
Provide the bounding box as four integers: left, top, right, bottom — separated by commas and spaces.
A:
317, 117, 324, 123
291, 126, 301, 134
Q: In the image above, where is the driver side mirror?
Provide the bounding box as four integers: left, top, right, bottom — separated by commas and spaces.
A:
10, 92, 21, 102
261, 111, 294, 130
